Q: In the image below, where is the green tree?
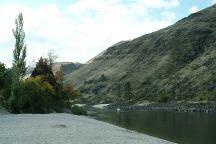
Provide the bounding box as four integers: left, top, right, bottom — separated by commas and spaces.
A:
98, 74, 107, 82
63, 84, 79, 103
1, 68, 12, 104
12, 12, 27, 80
31, 57, 58, 89
11, 12, 27, 96
0, 62, 6, 88
116, 82, 122, 102
124, 82, 133, 102
55, 68, 64, 88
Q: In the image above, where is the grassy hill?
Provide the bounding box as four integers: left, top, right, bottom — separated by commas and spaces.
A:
64, 4, 216, 104
52, 62, 83, 75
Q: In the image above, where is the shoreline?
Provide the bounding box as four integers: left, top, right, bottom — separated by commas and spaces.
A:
105, 102, 216, 113
0, 106, 9, 115
0, 113, 175, 144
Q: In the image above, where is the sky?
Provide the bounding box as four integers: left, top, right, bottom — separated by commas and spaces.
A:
0, 0, 216, 67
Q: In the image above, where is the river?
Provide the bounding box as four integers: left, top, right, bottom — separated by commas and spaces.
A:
90, 108, 216, 144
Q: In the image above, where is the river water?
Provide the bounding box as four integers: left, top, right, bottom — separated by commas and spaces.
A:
91, 108, 216, 144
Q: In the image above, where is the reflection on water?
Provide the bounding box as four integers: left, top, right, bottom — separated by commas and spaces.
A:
91, 108, 216, 144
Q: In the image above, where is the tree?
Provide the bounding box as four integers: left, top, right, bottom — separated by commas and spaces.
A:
63, 84, 79, 102
12, 12, 27, 80
11, 12, 27, 97
124, 82, 133, 102
55, 68, 64, 87
98, 74, 107, 82
116, 82, 122, 102
47, 50, 58, 67
0, 62, 6, 88
31, 57, 58, 89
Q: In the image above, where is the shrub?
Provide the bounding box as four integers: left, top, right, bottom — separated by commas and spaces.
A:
62, 84, 80, 102
71, 105, 87, 115
7, 94, 20, 113
98, 74, 107, 82
7, 76, 55, 113
158, 95, 169, 103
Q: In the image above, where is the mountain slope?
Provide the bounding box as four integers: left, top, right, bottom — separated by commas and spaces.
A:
65, 5, 216, 103
25, 62, 83, 79
52, 62, 83, 75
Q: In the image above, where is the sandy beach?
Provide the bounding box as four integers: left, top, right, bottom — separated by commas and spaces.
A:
0, 113, 175, 144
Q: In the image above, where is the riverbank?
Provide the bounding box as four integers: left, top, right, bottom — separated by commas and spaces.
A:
0, 106, 9, 115
106, 101, 216, 112
0, 113, 174, 144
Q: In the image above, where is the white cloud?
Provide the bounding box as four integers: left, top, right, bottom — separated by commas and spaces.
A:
161, 11, 176, 21
212, 0, 216, 5
138, 0, 179, 9
0, 0, 178, 67
189, 6, 199, 14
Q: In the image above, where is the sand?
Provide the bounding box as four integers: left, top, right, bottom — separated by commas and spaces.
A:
0, 113, 175, 144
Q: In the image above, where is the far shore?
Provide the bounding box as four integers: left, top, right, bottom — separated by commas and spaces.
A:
88, 101, 216, 113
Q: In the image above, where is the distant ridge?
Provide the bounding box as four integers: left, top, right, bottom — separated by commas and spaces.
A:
53, 62, 83, 75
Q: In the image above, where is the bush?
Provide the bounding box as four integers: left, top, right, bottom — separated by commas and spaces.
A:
7, 76, 55, 113
5, 71, 80, 113
7, 94, 20, 113
71, 105, 87, 115
158, 95, 169, 103
5, 57, 80, 114
62, 84, 80, 102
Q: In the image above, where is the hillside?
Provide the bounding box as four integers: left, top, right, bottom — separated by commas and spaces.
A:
65, 4, 216, 104
52, 62, 83, 75
25, 62, 83, 79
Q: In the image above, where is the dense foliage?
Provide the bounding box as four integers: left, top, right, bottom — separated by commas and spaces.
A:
0, 13, 79, 113
71, 105, 87, 115
0, 62, 6, 89
31, 57, 58, 89
1, 57, 79, 113
7, 76, 54, 113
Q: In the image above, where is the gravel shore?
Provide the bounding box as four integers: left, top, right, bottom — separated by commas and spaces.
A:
0, 113, 174, 144
0, 107, 9, 115
107, 102, 216, 112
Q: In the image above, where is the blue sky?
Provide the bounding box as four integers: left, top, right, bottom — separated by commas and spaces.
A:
0, 0, 215, 67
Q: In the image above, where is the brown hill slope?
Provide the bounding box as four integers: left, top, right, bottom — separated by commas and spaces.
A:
65, 5, 216, 104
